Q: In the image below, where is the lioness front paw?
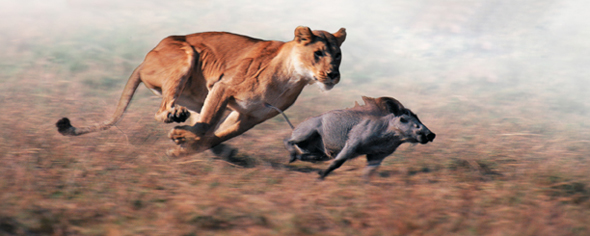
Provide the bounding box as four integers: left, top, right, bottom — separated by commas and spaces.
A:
168, 127, 198, 145
167, 126, 211, 156
166, 129, 198, 157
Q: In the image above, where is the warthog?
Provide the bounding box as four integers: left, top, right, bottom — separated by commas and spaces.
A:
284, 96, 435, 180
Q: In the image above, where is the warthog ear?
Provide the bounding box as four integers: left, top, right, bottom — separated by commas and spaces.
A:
294, 26, 315, 44
333, 28, 346, 46
361, 96, 376, 106
379, 97, 405, 116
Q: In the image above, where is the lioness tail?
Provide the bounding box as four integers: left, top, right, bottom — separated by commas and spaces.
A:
56, 65, 143, 136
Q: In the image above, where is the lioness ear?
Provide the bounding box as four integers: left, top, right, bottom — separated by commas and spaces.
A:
294, 26, 314, 44
333, 28, 346, 47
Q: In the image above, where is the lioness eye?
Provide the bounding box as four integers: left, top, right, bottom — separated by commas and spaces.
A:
314, 51, 323, 59
400, 117, 408, 123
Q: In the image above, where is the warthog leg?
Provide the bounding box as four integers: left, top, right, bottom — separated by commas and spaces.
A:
362, 153, 387, 182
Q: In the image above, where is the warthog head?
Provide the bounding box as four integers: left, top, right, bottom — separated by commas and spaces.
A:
378, 97, 436, 144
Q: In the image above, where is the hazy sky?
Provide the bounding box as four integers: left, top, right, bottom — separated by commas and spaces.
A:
2, 0, 589, 110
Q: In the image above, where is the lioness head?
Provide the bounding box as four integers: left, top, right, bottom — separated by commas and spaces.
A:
292, 26, 346, 91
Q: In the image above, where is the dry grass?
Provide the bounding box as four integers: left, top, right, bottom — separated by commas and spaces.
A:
2, 1, 590, 235
1, 55, 589, 236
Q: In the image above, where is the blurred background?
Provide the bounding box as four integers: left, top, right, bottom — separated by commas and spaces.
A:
1, 0, 589, 235
2, 0, 589, 127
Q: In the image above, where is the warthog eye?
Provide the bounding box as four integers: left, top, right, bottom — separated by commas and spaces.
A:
314, 50, 323, 60
400, 117, 408, 123
334, 52, 341, 61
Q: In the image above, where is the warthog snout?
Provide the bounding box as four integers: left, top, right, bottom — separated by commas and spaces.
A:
417, 131, 436, 144
419, 132, 436, 144
428, 132, 436, 141
426, 133, 436, 142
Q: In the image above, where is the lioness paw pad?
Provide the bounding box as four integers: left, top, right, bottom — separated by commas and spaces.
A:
168, 107, 190, 123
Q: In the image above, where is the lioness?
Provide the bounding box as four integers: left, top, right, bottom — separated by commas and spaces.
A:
57, 26, 346, 156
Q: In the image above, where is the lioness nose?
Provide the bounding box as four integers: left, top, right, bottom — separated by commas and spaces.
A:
327, 71, 340, 80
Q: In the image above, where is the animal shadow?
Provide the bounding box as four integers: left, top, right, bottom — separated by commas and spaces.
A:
210, 144, 257, 168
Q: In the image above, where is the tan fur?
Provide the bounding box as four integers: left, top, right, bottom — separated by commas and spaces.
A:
56, 26, 346, 156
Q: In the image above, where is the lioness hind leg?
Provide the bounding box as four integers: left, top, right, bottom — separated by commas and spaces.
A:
142, 38, 196, 124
